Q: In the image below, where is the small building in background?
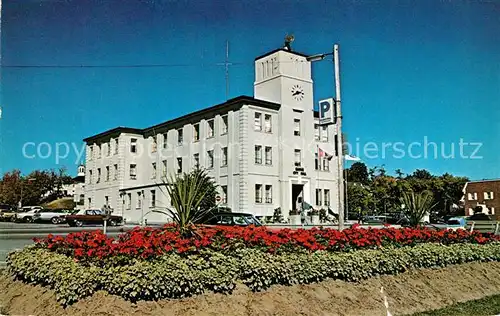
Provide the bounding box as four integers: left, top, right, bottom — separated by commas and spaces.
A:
463, 179, 500, 219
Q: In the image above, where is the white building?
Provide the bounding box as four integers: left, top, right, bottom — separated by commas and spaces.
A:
83, 46, 342, 223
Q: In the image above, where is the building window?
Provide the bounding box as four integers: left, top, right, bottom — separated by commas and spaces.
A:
321, 126, 328, 142
207, 119, 215, 138
127, 193, 131, 209
334, 135, 339, 156
264, 114, 272, 133
151, 137, 157, 152
255, 145, 262, 164
265, 146, 272, 165
105, 166, 110, 182
88, 197, 92, 208
193, 124, 200, 142
294, 119, 301, 136
221, 147, 228, 167
207, 150, 214, 168
314, 124, 320, 141
113, 164, 118, 180
316, 189, 322, 206
88, 146, 93, 160
221, 185, 228, 203
98, 144, 102, 158
322, 159, 330, 171
468, 193, 473, 200
177, 157, 183, 174
130, 138, 137, 153
315, 153, 319, 170
150, 190, 156, 208
114, 139, 119, 154
163, 133, 168, 149
324, 189, 330, 207
151, 162, 157, 179
221, 115, 228, 134
255, 184, 263, 203
254, 112, 262, 131
137, 192, 142, 209
177, 129, 183, 145
490, 207, 496, 214
107, 142, 111, 156
97, 168, 101, 183
193, 154, 200, 169
265, 185, 272, 203
88, 170, 92, 184
130, 164, 137, 180
485, 192, 494, 200
294, 149, 301, 166
162, 160, 167, 177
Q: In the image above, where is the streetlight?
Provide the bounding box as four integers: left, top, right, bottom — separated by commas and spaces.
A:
307, 44, 345, 230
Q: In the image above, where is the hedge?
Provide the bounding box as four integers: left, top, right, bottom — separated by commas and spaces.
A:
7, 242, 500, 306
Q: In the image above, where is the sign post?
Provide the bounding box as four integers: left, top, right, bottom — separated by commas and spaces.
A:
318, 98, 336, 125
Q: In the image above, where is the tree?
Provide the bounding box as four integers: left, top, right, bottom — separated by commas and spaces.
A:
400, 190, 436, 227
157, 168, 218, 234
410, 169, 433, 180
347, 183, 374, 221
346, 162, 369, 185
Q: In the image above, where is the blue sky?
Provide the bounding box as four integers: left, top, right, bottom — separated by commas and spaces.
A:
1, 0, 499, 179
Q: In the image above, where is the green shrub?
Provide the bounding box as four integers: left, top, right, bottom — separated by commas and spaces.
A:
7, 242, 500, 305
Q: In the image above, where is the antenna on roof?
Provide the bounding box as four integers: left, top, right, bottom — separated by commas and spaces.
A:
217, 40, 232, 100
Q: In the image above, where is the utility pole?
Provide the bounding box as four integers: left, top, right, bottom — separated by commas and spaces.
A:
334, 44, 345, 230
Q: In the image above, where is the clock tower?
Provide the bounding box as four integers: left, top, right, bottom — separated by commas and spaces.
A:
253, 48, 313, 110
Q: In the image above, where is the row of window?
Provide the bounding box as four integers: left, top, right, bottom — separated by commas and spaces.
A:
254, 112, 272, 133
255, 184, 273, 204
124, 190, 156, 209
315, 189, 331, 207
88, 164, 119, 184
131, 115, 230, 154
314, 124, 329, 142
88, 139, 119, 159
468, 192, 495, 201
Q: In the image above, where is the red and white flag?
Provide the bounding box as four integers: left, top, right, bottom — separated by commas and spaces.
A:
318, 146, 333, 160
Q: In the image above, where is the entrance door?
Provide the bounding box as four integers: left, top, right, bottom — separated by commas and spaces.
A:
291, 184, 304, 211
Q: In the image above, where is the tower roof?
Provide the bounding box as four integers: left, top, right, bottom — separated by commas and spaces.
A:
254, 48, 309, 61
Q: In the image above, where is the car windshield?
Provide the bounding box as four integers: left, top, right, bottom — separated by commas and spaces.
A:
244, 215, 261, 225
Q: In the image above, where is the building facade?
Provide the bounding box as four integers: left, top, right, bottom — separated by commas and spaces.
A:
83, 47, 342, 223
463, 179, 500, 219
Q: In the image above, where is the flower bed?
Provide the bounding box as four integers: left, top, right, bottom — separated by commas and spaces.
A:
34, 225, 499, 264
8, 242, 500, 306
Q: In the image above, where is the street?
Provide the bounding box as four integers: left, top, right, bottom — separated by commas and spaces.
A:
0, 222, 134, 265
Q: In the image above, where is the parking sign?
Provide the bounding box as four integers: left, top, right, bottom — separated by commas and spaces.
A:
319, 98, 335, 125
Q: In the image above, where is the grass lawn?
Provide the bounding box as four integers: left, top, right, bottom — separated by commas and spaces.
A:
413, 294, 500, 316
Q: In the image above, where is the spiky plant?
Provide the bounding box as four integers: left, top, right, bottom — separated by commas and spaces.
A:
400, 190, 436, 227
156, 168, 218, 234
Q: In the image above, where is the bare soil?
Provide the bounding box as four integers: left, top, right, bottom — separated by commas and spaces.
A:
2, 262, 500, 316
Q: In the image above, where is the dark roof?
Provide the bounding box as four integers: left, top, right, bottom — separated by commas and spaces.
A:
468, 179, 500, 184
83, 127, 142, 143
254, 48, 310, 61
84, 95, 280, 143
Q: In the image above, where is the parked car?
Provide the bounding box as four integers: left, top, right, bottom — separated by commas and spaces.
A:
467, 213, 492, 221
0, 204, 17, 221
199, 212, 262, 227
65, 209, 123, 227
13, 208, 43, 223
33, 209, 72, 224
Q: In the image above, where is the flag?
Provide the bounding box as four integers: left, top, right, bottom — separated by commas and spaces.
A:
344, 154, 361, 161
318, 146, 333, 161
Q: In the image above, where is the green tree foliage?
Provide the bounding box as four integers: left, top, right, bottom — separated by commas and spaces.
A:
346, 162, 369, 185
0, 168, 72, 207
346, 183, 374, 220
346, 164, 468, 217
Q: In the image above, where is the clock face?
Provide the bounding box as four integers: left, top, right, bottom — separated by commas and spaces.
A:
291, 84, 304, 101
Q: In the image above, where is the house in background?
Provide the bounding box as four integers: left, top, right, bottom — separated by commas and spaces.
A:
463, 179, 500, 219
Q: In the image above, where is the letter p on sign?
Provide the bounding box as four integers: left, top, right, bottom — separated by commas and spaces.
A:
319, 98, 335, 125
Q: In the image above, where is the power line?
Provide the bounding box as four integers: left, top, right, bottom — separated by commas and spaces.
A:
0, 59, 311, 69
